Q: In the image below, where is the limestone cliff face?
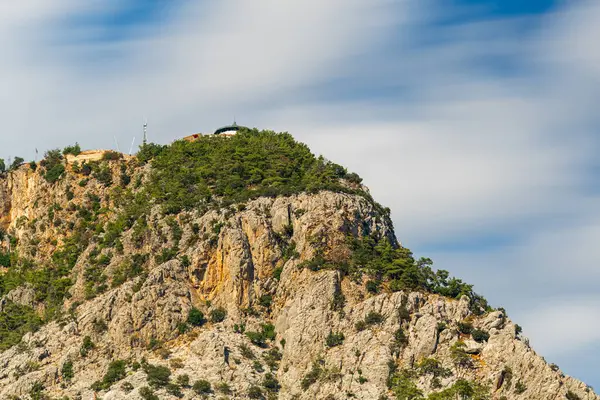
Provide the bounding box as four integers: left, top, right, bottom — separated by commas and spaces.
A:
0, 162, 596, 400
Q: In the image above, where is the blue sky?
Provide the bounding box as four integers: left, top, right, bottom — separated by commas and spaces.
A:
1, 0, 599, 389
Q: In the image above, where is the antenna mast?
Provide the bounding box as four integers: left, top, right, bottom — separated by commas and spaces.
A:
129, 137, 136, 155
113, 136, 121, 152
143, 118, 148, 145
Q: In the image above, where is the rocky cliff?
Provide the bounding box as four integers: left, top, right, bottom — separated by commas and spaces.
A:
0, 136, 596, 400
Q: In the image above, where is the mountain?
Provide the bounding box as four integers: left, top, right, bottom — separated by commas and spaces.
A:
0, 130, 596, 400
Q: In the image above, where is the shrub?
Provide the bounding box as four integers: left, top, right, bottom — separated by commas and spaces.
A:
246, 331, 267, 347
143, 363, 171, 388
102, 150, 122, 161
416, 358, 452, 378
239, 344, 255, 359
259, 294, 273, 308
515, 324, 523, 335
63, 143, 81, 156
175, 374, 190, 387
364, 311, 384, 325
301, 362, 323, 390
246, 324, 276, 347
515, 381, 527, 394
216, 381, 232, 394
210, 307, 227, 323
457, 321, 473, 335
93, 360, 127, 390
566, 391, 582, 400
248, 385, 264, 399
366, 280, 380, 294
139, 387, 159, 400
355, 320, 367, 332
80, 336, 94, 357
61, 360, 74, 381
450, 341, 473, 369
263, 372, 280, 392
166, 383, 183, 398
0, 302, 43, 350
471, 328, 490, 343
192, 379, 212, 394
187, 307, 205, 326
325, 331, 345, 347
121, 381, 134, 393
389, 370, 423, 400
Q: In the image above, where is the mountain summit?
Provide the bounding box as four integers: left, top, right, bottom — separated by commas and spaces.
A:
0, 130, 596, 399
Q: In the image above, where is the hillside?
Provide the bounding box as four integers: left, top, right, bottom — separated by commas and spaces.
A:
0, 129, 596, 400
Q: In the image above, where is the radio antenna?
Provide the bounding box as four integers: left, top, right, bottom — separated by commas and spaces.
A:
129, 137, 136, 155
143, 118, 148, 145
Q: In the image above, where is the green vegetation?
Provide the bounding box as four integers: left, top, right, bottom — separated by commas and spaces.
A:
63, 143, 81, 156
92, 360, 127, 391
427, 379, 490, 400
139, 387, 159, 400
192, 379, 212, 395
325, 331, 345, 347
209, 307, 227, 323
187, 307, 205, 326
246, 323, 276, 347
302, 234, 489, 314
9, 157, 24, 171
471, 328, 490, 343
143, 129, 371, 214
0, 301, 42, 350
514, 381, 527, 394
566, 391, 582, 400
80, 336, 94, 357
61, 360, 74, 381
40, 149, 65, 184
143, 362, 171, 388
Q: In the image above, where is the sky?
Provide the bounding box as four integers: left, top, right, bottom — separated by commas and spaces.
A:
0, 0, 599, 389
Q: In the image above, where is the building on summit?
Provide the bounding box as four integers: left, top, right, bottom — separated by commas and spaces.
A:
183, 121, 247, 142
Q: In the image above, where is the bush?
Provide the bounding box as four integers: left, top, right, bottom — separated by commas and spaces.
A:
63, 143, 81, 156
166, 383, 183, 398
364, 311, 384, 325
0, 302, 43, 350
175, 374, 190, 387
102, 150, 122, 161
515, 381, 527, 394
248, 385, 264, 399
93, 360, 127, 390
80, 336, 94, 357
216, 381, 232, 394
192, 379, 212, 394
355, 320, 367, 332
566, 391, 582, 400
325, 331, 345, 347
246, 324, 276, 347
143, 363, 171, 388
366, 280, 380, 294
139, 387, 159, 400
259, 294, 273, 308
61, 360, 74, 381
471, 328, 490, 343
301, 362, 323, 390
210, 307, 227, 323
457, 321, 473, 334
263, 373, 280, 392
187, 307, 205, 326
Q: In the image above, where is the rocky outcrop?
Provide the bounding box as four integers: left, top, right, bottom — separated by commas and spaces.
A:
0, 160, 596, 400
